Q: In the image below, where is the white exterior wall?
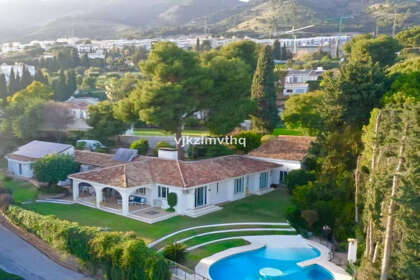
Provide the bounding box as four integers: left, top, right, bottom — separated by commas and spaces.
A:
7, 159, 34, 178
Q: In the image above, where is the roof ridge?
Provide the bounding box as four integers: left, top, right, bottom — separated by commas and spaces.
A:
122, 164, 128, 188
176, 160, 187, 187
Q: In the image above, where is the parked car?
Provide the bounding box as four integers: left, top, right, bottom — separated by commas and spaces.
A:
76, 140, 106, 151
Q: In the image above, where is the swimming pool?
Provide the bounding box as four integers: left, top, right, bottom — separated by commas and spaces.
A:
209, 247, 334, 280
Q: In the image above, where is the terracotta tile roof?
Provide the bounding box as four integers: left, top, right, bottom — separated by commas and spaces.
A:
248, 135, 315, 161
70, 155, 280, 188
74, 150, 121, 167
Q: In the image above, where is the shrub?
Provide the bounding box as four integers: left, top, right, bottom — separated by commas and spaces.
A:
187, 144, 234, 159
75, 141, 86, 150
5, 206, 170, 280
162, 243, 187, 262
130, 139, 149, 155
153, 141, 174, 156
261, 134, 276, 144
0, 190, 13, 211
285, 169, 316, 194
301, 210, 319, 230
167, 193, 177, 211
232, 131, 263, 153
4, 176, 13, 182
33, 154, 80, 186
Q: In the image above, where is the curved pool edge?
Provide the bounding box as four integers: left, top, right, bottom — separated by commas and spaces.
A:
195, 241, 266, 279
195, 235, 352, 280
297, 240, 352, 280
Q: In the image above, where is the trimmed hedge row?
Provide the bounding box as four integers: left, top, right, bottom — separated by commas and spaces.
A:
5, 206, 170, 280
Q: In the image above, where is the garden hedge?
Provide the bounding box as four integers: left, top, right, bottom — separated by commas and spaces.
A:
5, 206, 170, 280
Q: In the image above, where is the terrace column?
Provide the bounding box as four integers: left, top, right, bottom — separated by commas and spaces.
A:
72, 180, 79, 201
95, 186, 103, 208
121, 192, 129, 216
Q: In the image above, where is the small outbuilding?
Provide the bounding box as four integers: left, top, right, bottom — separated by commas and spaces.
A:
5, 140, 74, 178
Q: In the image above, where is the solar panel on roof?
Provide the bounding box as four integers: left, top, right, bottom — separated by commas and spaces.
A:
113, 148, 138, 162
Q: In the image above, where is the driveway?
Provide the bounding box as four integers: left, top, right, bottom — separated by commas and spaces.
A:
0, 225, 85, 280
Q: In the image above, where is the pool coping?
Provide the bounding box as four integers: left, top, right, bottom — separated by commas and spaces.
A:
195, 241, 265, 279
194, 235, 352, 280
298, 240, 352, 280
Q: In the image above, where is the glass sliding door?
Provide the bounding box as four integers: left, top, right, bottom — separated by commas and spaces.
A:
194, 186, 207, 208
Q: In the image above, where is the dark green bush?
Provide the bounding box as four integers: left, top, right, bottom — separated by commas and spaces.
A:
232, 131, 263, 153
153, 142, 174, 156
130, 139, 149, 155
187, 144, 234, 159
5, 206, 170, 280
167, 193, 177, 211
162, 243, 187, 262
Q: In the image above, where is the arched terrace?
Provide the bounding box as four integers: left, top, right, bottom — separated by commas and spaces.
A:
78, 182, 96, 205
100, 187, 123, 213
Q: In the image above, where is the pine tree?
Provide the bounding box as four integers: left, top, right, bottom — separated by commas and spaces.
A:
250, 45, 279, 132
53, 70, 67, 101
273, 40, 281, 60
195, 37, 201, 52
0, 74, 8, 105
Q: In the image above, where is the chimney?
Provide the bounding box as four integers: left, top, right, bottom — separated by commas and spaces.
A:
158, 148, 178, 160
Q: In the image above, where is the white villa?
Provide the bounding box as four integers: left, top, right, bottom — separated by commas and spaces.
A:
247, 135, 315, 184
282, 68, 324, 96
70, 149, 282, 223
5, 141, 74, 178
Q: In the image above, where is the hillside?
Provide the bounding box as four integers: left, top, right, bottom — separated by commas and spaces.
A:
0, 0, 418, 42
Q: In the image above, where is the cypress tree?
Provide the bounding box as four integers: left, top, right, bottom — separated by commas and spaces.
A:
66, 70, 77, 97
273, 40, 281, 60
0, 74, 7, 105
250, 45, 279, 132
34, 69, 49, 85
8, 68, 19, 96
21, 65, 33, 89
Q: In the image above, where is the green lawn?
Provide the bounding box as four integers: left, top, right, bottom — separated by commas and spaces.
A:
0, 170, 39, 203
0, 268, 23, 280
134, 128, 210, 137
23, 188, 293, 243
273, 127, 305, 136
181, 239, 250, 269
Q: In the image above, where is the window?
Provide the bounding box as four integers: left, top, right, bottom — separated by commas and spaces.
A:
18, 163, 22, 175
280, 171, 288, 183
216, 183, 219, 193
234, 177, 244, 194
259, 172, 268, 189
158, 186, 168, 199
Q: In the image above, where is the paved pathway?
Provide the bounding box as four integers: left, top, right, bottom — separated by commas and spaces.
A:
0, 225, 85, 280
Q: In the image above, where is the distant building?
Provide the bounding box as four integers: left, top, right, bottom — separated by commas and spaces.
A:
5, 141, 74, 178
0, 63, 36, 83
282, 67, 324, 96
64, 97, 99, 131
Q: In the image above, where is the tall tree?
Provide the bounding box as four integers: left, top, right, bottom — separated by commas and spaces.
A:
250, 45, 279, 132
116, 42, 207, 158
273, 40, 281, 60
8, 68, 18, 96
66, 70, 77, 97
87, 101, 129, 144
34, 69, 49, 85
20, 66, 33, 89
0, 74, 7, 105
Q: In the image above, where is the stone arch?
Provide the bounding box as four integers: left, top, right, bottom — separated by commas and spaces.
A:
78, 182, 96, 204
101, 187, 123, 210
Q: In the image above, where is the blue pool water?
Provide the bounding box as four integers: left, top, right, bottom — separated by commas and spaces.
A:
209, 247, 334, 280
